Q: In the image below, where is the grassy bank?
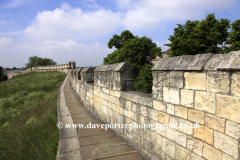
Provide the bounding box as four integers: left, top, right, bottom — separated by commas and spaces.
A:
0, 71, 66, 160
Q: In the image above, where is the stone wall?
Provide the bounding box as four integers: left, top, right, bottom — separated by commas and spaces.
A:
70, 51, 240, 160
3, 61, 75, 79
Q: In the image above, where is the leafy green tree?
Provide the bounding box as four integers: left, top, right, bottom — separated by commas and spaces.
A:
104, 30, 161, 93
12, 67, 16, 70
24, 56, 57, 69
108, 30, 135, 50
223, 19, 240, 52
164, 13, 231, 56
134, 63, 154, 93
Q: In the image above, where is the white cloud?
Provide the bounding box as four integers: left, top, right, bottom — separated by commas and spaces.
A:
14, 40, 114, 67
155, 40, 170, 52
0, 0, 29, 8
119, 0, 239, 31
24, 3, 123, 41
0, 37, 14, 49
81, 0, 105, 9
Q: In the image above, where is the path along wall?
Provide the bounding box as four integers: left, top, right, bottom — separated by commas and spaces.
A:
3, 61, 75, 79
70, 51, 240, 160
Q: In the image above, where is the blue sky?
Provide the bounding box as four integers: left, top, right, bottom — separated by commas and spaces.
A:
0, 0, 239, 68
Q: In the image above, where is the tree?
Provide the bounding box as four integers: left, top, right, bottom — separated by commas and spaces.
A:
223, 19, 240, 52
164, 13, 231, 57
24, 56, 57, 69
104, 30, 162, 93
12, 67, 16, 70
134, 63, 154, 93
108, 30, 135, 50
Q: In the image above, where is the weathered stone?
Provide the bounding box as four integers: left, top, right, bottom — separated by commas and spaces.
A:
216, 50, 240, 70
161, 137, 175, 159
175, 145, 191, 160
151, 53, 212, 71
216, 94, 240, 123
167, 104, 174, 115
203, 143, 222, 160
179, 119, 193, 135
158, 111, 170, 124
180, 89, 194, 108
153, 100, 167, 112
231, 72, 240, 96
157, 71, 170, 87
116, 105, 123, 114
226, 120, 240, 140
163, 87, 180, 104
184, 72, 206, 90
170, 71, 184, 88
170, 116, 178, 130
214, 131, 239, 159
175, 105, 187, 119
166, 128, 187, 147
125, 101, 132, 110
187, 137, 203, 156
194, 125, 213, 145
148, 108, 159, 122
195, 91, 215, 114
191, 153, 204, 160
188, 109, 204, 124
222, 153, 238, 160
205, 114, 225, 133
152, 85, 163, 101
207, 71, 230, 93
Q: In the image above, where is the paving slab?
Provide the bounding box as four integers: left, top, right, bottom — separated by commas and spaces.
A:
79, 133, 123, 146
81, 141, 136, 160
57, 71, 144, 160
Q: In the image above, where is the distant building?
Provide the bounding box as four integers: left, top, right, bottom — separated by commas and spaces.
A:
150, 48, 170, 64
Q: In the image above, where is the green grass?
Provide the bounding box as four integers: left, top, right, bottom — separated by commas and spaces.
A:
0, 71, 66, 160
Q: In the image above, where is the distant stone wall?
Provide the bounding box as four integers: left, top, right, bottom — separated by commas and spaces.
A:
3, 61, 75, 79
70, 51, 240, 160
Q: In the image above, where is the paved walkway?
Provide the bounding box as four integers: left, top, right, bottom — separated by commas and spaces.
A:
57, 72, 144, 160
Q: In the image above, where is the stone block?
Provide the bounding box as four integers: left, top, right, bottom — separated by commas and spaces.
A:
175, 105, 187, 119
153, 100, 167, 112
125, 100, 132, 110
207, 71, 230, 93
216, 94, 240, 123
205, 114, 225, 133
187, 137, 203, 156
149, 131, 162, 149
163, 87, 180, 104
139, 105, 147, 116
191, 153, 204, 160
148, 108, 159, 122
152, 85, 163, 101
231, 72, 240, 96
195, 91, 215, 114
116, 105, 123, 114
188, 109, 204, 124
162, 137, 175, 159
170, 71, 184, 88
167, 104, 175, 115
203, 143, 222, 160
226, 120, 240, 140
222, 153, 238, 160
170, 116, 179, 130
185, 72, 206, 90
214, 131, 239, 159
166, 128, 187, 147
175, 145, 191, 160
180, 89, 194, 108
194, 125, 213, 145
157, 71, 170, 87
158, 111, 169, 124
179, 119, 193, 135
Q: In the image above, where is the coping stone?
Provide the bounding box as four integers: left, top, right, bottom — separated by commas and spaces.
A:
152, 53, 212, 71
216, 50, 240, 70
